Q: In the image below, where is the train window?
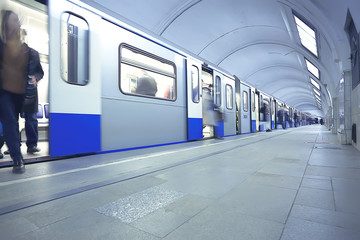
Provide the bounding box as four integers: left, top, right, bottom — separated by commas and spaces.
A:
191, 66, 200, 103
61, 12, 89, 85
243, 91, 248, 112
119, 44, 176, 100
226, 85, 233, 109
215, 76, 221, 107
251, 91, 255, 112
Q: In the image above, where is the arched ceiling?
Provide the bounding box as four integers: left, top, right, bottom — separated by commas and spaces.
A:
89, 0, 359, 117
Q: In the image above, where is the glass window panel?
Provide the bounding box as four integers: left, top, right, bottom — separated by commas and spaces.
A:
294, 15, 318, 57
120, 45, 176, 100
61, 13, 89, 85
191, 66, 200, 103
215, 76, 221, 107
313, 88, 321, 96
305, 59, 320, 79
310, 77, 320, 90
226, 85, 233, 109
251, 91, 255, 112
243, 91, 248, 112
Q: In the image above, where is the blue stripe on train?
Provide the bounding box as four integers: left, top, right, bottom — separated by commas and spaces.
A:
49, 113, 101, 157
215, 121, 224, 137
188, 117, 203, 140
251, 120, 256, 132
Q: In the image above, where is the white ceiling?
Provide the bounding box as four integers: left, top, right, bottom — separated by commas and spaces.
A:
90, 0, 359, 116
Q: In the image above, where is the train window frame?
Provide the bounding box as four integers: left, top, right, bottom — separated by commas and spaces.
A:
243, 91, 248, 112
119, 43, 177, 101
191, 65, 200, 103
226, 84, 233, 110
60, 12, 89, 86
214, 76, 221, 107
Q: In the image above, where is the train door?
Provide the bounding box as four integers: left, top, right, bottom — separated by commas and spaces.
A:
271, 98, 275, 129
201, 67, 214, 138
223, 76, 236, 136
259, 93, 271, 131
49, 0, 102, 156
240, 83, 251, 133
5, 0, 50, 161
250, 88, 256, 132
276, 102, 284, 129
254, 90, 260, 131
213, 71, 224, 137
235, 77, 241, 134
187, 59, 203, 140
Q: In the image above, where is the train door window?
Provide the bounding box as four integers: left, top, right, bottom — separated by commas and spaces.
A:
214, 76, 221, 107
119, 44, 176, 100
61, 12, 89, 85
191, 66, 200, 103
243, 91, 248, 112
226, 84, 233, 109
251, 91, 255, 112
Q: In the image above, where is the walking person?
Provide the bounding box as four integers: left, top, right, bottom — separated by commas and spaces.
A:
0, 10, 42, 173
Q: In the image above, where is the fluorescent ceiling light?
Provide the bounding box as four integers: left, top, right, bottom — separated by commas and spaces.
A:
305, 59, 320, 79
294, 15, 318, 56
310, 77, 320, 90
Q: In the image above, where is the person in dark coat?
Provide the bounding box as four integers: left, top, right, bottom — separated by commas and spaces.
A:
23, 46, 44, 154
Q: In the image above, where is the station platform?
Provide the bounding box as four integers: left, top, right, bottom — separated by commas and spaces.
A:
1, 125, 360, 240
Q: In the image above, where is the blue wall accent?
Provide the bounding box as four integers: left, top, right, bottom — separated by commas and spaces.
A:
272, 121, 275, 129
251, 120, 257, 132
50, 113, 101, 157
215, 121, 224, 137
188, 117, 203, 140
260, 124, 265, 131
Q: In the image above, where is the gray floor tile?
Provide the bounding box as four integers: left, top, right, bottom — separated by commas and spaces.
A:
14, 210, 160, 240
245, 172, 302, 190
164, 194, 213, 218
289, 204, 360, 232
161, 168, 249, 199
0, 216, 38, 239
258, 158, 307, 177
218, 182, 297, 223
295, 187, 335, 210
333, 189, 360, 215
301, 177, 332, 190
130, 208, 190, 238
281, 217, 360, 240
164, 205, 284, 240
305, 165, 360, 180
332, 177, 360, 192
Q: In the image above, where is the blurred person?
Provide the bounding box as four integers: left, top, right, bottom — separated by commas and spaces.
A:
0, 10, 42, 173
135, 72, 157, 97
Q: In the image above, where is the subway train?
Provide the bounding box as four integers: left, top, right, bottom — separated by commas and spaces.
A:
2, 0, 316, 161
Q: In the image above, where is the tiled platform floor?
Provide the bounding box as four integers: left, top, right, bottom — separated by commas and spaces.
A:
0, 125, 359, 240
